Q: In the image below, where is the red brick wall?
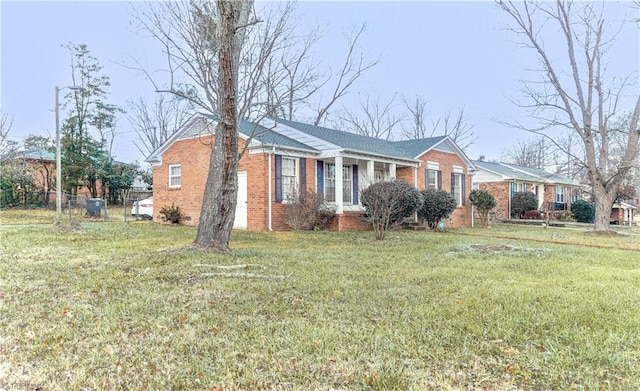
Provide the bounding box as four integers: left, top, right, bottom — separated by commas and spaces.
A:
153, 139, 323, 230
543, 185, 556, 210
327, 211, 370, 231
478, 182, 511, 220
154, 136, 272, 229
417, 150, 472, 228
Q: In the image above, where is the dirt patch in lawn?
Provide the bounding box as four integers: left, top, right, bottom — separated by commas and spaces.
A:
468, 244, 516, 252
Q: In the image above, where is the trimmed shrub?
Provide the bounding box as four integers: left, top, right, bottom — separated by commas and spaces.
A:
159, 204, 184, 224
469, 189, 497, 227
417, 189, 457, 230
284, 189, 336, 230
557, 210, 575, 222
361, 180, 421, 240
511, 191, 538, 219
523, 210, 542, 220
571, 199, 595, 223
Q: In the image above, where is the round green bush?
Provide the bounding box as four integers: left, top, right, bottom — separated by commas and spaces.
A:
361, 180, 421, 239
571, 199, 595, 223
511, 191, 538, 219
417, 189, 457, 229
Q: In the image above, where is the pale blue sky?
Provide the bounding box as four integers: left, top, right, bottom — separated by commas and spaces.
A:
1, 1, 638, 165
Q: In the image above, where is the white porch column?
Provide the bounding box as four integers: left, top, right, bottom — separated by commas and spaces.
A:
537, 184, 544, 209
389, 163, 396, 179
366, 160, 375, 186
335, 155, 344, 214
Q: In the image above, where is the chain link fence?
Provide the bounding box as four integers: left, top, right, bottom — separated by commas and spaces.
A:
1, 190, 156, 223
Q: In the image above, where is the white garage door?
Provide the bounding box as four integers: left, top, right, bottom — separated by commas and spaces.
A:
234, 171, 248, 229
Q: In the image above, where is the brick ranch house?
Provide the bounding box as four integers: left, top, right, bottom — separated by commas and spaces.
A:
11, 150, 56, 191
146, 113, 476, 230
471, 160, 581, 220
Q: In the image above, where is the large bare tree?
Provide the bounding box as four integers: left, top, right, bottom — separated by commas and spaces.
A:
128, 95, 192, 158
135, 1, 377, 250
136, 2, 374, 124
313, 25, 379, 126
193, 0, 253, 250
336, 95, 403, 140
502, 137, 549, 169
401, 95, 476, 151
497, 0, 640, 232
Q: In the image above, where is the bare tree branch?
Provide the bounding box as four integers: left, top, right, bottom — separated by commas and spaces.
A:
313, 24, 379, 126
497, 0, 640, 231
336, 94, 403, 140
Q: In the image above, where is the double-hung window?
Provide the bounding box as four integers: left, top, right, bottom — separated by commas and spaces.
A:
451, 166, 465, 207
169, 164, 181, 188
324, 163, 352, 204
426, 162, 441, 190
281, 157, 297, 199
452, 173, 463, 206
555, 186, 567, 203
324, 163, 336, 202
342, 165, 352, 204
374, 169, 384, 182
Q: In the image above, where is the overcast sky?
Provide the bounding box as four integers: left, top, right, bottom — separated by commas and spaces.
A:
1, 1, 638, 165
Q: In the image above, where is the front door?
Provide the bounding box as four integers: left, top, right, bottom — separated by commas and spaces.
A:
234, 171, 248, 229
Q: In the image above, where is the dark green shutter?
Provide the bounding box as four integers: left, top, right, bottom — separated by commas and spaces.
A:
316, 161, 324, 197
352, 165, 359, 204
275, 155, 282, 203
299, 158, 306, 193
461, 174, 466, 206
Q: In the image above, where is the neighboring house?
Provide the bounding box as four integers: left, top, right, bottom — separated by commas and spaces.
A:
2, 149, 133, 201
611, 202, 636, 226
147, 113, 476, 230
11, 149, 56, 191
0, 149, 56, 207
472, 160, 581, 220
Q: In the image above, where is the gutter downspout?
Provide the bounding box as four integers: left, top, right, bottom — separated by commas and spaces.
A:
268, 146, 274, 231
414, 162, 420, 223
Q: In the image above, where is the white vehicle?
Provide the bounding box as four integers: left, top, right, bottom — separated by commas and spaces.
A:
131, 197, 153, 220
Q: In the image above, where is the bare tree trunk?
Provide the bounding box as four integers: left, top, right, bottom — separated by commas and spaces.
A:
193, 0, 248, 251
592, 182, 616, 231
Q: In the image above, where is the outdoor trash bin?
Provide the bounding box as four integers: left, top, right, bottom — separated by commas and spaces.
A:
86, 198, 104, 217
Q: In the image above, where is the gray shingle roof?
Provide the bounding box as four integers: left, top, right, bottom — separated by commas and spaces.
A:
473, 160, 578, 185
392, 137, 447, 159
272, 117, 444, 159
504, 163, 579, 186
184, 114, 318, 152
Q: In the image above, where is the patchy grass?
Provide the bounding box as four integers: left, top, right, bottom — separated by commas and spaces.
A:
1, 213, 640, 390
460, 222, 640, 251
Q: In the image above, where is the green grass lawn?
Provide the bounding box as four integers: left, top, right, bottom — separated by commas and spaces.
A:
1, 210, 640, 390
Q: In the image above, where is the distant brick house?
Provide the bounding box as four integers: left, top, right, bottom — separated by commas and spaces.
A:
472, 160, 581, 220
147, 113, 476, 230
11, 150, 56, 191
611, 202, 636, 226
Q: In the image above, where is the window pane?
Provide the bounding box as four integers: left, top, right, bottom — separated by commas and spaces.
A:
169, 165, 181, 187
453, 173, 462, 206
281, 158, 297, 199
374, 170, 384, 181
325, 179, 335, 202
282, 158, 296, 176
324, 163, 336, 202
342, 165, 351, 180
427, 170, 438, 190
